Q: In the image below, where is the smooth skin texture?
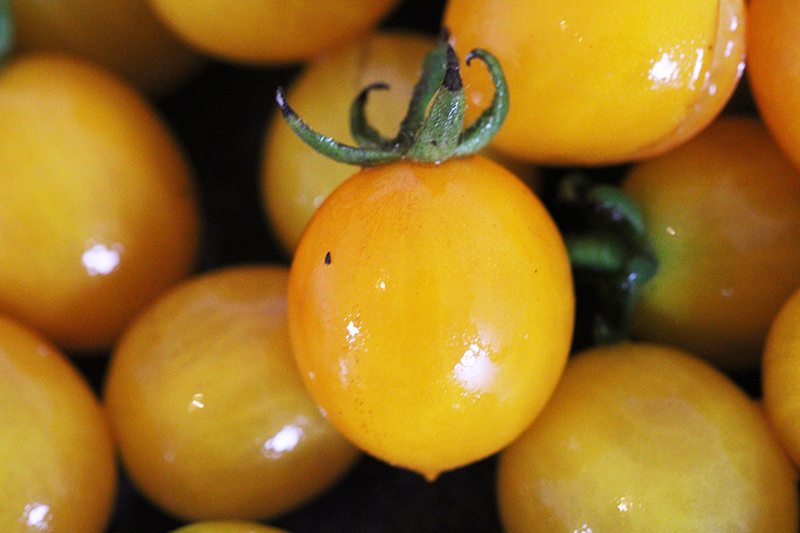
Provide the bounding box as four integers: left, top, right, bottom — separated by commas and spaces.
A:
169, 522, 290, 533
762, 286, 800, 470
443, 0, 746, 165
8, 0, 204, 95
104, 266, 361, 522
0, 315, 117, 533
262, 31, 541, 257
497, 342, 799, 533
621, 116, 800, 370
288, 155, 574, 481
747, 0, 800, 173
0, 53, 201, 353
146, 0, 402, 64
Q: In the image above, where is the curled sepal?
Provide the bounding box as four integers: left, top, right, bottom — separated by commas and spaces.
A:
349, 82, 394, 150
453, 49, 510, 157
276, 87, 403, 166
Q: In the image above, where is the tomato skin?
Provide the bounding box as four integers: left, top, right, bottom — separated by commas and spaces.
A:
497, 342, 799, 533
169, 522, 290, 533
0, 314, 117, 533
103, 265, 361, 522
747, 0, 800, 172
0, 53, 201, 353
443, 0, 745, 165
146, 0, 402, 64
762, 286, 800, 469
288, 155, 574, 480
621, 116, 800, 370
8, 0, 204, 95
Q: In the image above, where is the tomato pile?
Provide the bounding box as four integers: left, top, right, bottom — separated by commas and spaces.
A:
2, 0, 800, 532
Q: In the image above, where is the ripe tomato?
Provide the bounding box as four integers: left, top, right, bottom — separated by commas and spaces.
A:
762, 286, 800, 469
497, 342, 799, 533
0, 314, 117, 533
8, 0, 204, 95
747, 0, 800, 173
0, 53, 201, 353
443, 0, 746, 165
146, 0, 402, 65
103, 265, 361, 521
169, 522, 290, 533
620, 115, 800, 370
288, 155, 574, 481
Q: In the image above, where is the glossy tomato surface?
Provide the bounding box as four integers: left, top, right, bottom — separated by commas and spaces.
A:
747, 0, 800, 173
0, 53, 201, 353
146, 0, 402, 64
288, 155, 574, 481
8, 0, 204, 95
622, 115, 800, 370
103, 265, 361, 522
497, 342, 799, 533
0, 314, 117, 533
443, 0, 746, 165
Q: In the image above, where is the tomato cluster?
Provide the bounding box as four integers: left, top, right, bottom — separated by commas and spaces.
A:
1, 0, 800, 532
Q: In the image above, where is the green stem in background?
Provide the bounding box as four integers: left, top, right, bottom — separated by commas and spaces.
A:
0, 0, 14, 65
557, 172, 659, 345
276, 29, 509, 166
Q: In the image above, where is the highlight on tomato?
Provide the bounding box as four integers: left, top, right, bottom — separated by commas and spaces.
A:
145, 0, 403, 65
747, 0, 800, 173
7, 0, 204, 95
0, 314, 118, 533
497, 342, 799, 533
279, 35, 574, 481
620, 115, 800, 370
443, 0, 746, 166
0, 53, 201, 353
103, 265, 361, 522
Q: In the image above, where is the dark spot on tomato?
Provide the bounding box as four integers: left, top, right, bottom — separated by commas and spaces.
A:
325, 251, 332, 265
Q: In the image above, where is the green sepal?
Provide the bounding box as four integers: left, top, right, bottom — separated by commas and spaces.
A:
275, 29, 509, 167
0, 0, 14, 65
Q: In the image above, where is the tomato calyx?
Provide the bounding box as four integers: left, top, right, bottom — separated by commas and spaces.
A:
275, 30, 509, 165
554, 172, 658, 345
0, 0, 13, 64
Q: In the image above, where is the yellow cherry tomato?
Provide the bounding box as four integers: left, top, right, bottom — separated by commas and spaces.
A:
7, 0, 204, 95
146, 0, 402, 65
443, 0, 746, 165
497, 342, 799, 533
747, 0, 800, 173
762, 286, 800, 470
0, 53, 201, 353
0, 314, 117, 533
288, 155, 574, 481
262, 30, 542, 257
104, 265, 361, 522
170, 522, 290, 533
621, 115, 800, 370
